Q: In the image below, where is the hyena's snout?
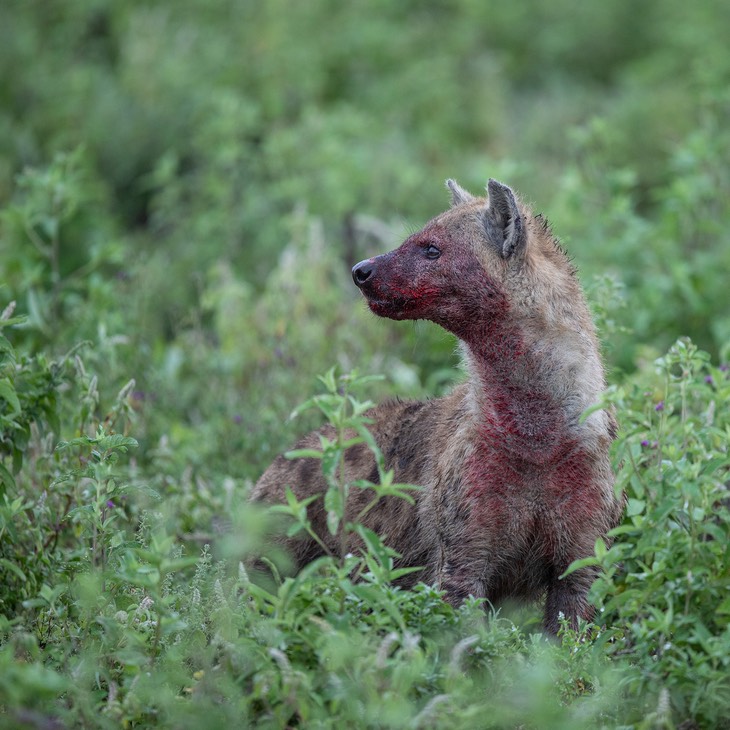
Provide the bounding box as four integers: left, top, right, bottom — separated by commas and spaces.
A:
352, 253, 412, 320
352, 259, 375, 288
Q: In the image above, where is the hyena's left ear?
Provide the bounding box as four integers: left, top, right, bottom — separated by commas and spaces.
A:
484, 179, 525, 259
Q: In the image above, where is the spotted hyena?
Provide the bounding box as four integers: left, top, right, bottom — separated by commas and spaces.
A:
252, 178, 624, 634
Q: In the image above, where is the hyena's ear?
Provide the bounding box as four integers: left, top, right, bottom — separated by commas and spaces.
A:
446, 179, 475, 207
484, 179, 525, 259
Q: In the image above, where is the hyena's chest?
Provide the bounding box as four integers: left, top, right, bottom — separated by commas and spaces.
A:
448, 446, 602, 561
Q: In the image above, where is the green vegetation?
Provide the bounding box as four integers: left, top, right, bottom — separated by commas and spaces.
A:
1, 1, 729, 727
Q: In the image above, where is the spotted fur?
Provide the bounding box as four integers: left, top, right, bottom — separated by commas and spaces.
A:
252, 179, 624, 634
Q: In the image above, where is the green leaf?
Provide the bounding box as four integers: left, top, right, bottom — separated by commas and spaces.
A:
0, 378, 20, 415
0, 315, 27, 330
0, 461, 16, 495
354, 524, 400, 568
277, 556, 333, 617
284, 448, 323, 460
96, 434, 139, 452
560, 555, 601, 579
0, 558, 27, 582
348, 583, 406, 632
389, 565, 425, 581
626, 498, 646, 517
289, 397, 318, 420
285, 521, 306, 538
700, 456, 730, 476
324, 486, 344, 535
317, 367, 338, 394
21, 598, 49, 609
160, 556, 200, 574
716, 597, 730, 616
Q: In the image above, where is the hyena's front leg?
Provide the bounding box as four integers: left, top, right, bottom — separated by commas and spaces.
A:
428, 487, 490, 603
438, 566, 486, 605
543, 565, 598, 634
434, 542, 489, 605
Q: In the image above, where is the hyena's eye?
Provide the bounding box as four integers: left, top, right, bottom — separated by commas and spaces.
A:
424, 244, 441, 260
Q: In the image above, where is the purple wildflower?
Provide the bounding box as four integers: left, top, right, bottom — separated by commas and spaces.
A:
655, 401, 664, 412
705, 375, 714, 385
106, 500, 115, 509
641, 440, 650, 447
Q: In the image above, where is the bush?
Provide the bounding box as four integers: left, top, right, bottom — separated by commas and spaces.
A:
586, 339, 730, 726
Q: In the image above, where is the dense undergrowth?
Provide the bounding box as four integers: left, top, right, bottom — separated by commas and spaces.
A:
1, 331, 729, 728
2, 2, 730, 728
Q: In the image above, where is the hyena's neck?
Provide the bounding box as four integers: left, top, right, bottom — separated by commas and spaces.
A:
458, 314, 606, 465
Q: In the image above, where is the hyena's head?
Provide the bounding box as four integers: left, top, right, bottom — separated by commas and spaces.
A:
352, 178, 583, 341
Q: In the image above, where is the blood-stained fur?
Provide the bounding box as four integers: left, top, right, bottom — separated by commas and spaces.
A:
252, 178, 624, 634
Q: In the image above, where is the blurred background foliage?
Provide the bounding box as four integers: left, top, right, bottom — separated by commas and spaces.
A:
2, 0, 729, 378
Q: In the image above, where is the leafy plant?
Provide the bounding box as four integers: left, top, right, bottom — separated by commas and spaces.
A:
580, 338, 730, 726
273, 368, 419, 569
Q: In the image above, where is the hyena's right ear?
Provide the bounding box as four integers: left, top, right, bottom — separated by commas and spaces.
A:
484, 179, 525, 259
446, 179, 475, 207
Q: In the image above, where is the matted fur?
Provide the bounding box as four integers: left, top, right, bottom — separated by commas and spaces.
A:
252, 179, 624, 634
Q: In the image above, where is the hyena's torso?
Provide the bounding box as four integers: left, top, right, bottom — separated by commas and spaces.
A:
252, 178, 624, 634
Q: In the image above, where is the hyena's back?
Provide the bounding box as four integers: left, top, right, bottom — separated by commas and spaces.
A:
252, 388, 468, 581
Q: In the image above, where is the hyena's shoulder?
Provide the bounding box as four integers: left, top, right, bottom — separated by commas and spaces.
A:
253, 389, 466, 505
366, 386, 470, 484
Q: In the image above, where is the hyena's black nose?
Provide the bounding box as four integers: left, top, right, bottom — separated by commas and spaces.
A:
352, 259, 374, 287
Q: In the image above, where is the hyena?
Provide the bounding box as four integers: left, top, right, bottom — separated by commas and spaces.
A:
252, 178, 624, 634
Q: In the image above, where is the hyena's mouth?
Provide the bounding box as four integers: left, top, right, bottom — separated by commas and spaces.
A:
366, 295, 411, 320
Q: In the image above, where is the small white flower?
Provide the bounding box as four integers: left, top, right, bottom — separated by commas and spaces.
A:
114, 610, 128, 624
